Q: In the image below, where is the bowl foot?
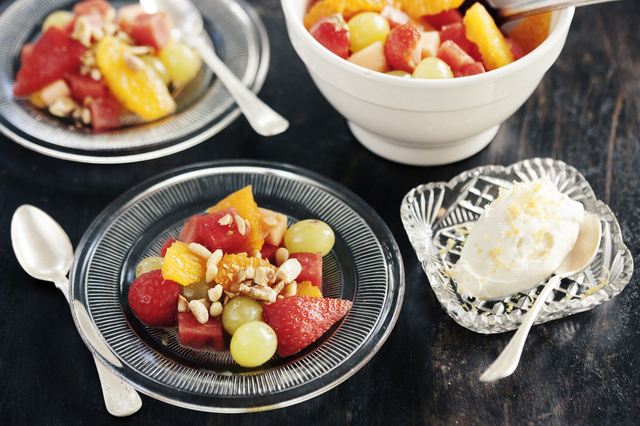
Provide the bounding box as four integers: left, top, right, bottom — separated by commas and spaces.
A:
348, 122, 499, 166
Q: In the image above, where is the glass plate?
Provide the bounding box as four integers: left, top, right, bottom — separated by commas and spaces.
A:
401, 158, 633, 334
69, 160, 404, 412
0, 0, 268, 163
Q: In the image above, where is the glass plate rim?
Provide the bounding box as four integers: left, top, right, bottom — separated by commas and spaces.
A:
0, 0, 270, 164
400, 157, 634, 334
68, 159, 405, 412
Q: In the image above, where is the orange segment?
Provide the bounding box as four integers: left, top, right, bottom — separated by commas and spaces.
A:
464, 2, 514, 71
508, 12, 552, 54
304, 0, 401, 30
206, 185, 266, 252
95, 36, 175, 121
214, 253, 276, 290
161, 241, 206, 286
398, 0, 464, 21
297, 281, 323, 298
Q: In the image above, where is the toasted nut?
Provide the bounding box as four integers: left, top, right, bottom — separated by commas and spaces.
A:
229, 282, 242, 293
81, 107, 91, 124
272, 280, 286, 295
49, 97, 77, 117
205, 264, 218, 283
254, 266, 270, 286
188, 242, 212, 259
242, 266, 255, 280
189, 299, 209, 324
116, 30, 134, 44
249, 250, 261, 259
103, 21, 117, 37
218, 214, 233, 226
235, 215, 246, 235
90, 68, 102, 81
224, 290, 239, 300
237, 268, 246, 282
276, 258, 302, 283
209, 301, 223, 317
123, 51, 145, 72
177, 295, 189, 313
240, 283, 277, 303
71, 16, 93, 47
275, 247, 289, 266
103, 7, 116, 23
208, 284, 223, 302
283, 282, 297, 297
91, 25, 104, 42
129, 45, 154, 56
231, 264, 240, 272
264, 216, 277, 226
207, 249, 223, 268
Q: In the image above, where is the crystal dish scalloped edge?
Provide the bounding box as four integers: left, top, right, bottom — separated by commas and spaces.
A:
400, 157, 634, 334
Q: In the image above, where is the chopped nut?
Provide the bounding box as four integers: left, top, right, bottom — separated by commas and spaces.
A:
208, 284, 223, 302
245, 219, 251, 231
242, 266, 255, 280
189, 299, 209, 324
231, 264, 240, 272
218, 214, 233, 226
272, 280, 286, 295
71, 16, 93, 47
49, 97, 77, 117
275, 247, 289, 267
103, 22, 117, 37
283, 282, 297, 297
239, 283, 277, 303
123, 51, 145, 72
177, 295, 189, 313
229, 282, 242, 293
264, 216, 277, 226
235, 215, 246, 235
103, 7, 116, 23
205, 264, 218, 284
276, 258, 302, 283
81, 107, 91, 125
129, 45, 154, 56
188, 242, 212, 259
91, 25, 104, 42
224, 290, 239, 300
209, 301, 223, 317
254, 266, 270, 286
90, 68, 102, 81
207, 249, 223, 268
115, 30, 134, 44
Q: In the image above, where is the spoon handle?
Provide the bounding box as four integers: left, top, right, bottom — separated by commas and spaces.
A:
501, 0, 622, 21
479, 275, 562, 382
55, 277, 142, 417
191, 37, 289, 137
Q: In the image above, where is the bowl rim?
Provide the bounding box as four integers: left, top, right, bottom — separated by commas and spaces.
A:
281, 0, 575, 88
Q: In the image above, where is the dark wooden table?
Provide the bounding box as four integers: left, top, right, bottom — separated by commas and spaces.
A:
1, 0, 639, 424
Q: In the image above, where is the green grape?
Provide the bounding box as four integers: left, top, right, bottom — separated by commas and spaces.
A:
386, 70, 412, 78
158, 41, 202, 86
348, 12, 390, 53
181, 280, 209, 300
412, 57, 454, 80
230, 321, 277, 367
135, 256, 164, 278
42, 10, 75, 33
141, 55, 171, 86
284, 219, 335, 256
221, 296, 263, 335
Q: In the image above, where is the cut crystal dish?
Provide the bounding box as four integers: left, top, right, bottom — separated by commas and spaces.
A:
401, 158, 633, 334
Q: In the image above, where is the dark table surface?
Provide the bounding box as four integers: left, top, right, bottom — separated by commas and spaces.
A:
1, 0, 639, 424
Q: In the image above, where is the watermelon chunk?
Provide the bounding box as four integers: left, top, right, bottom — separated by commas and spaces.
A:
66, 73, 106, 102
177, 215, 203, 245
159, 237, 177, 257
289, 252, 322, 291
380, 6, 410, 30
20, 42, 35, 64
436, 40, 476, 72
458, 61, 485, 77
73, 0, 114, 18
88, 97, 121, 130
438, 23, 482, 62
423, 9, 463, 30
129, 13, 171, 51
198, 208, 248, 253
13, 27, 87, 96
260, 243, 281, 265
178, 312, 224, 350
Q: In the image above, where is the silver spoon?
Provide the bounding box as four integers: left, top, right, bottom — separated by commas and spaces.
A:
479, 213, 602, 382
140, 0, 289, 136
472, 0, 624, 24
11, 205, 142, 417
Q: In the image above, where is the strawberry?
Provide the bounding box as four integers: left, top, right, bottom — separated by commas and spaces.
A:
384, 23, 422, 73
128, 270, 180, 326
309, 13, 350, 59
262, 295, 352, 357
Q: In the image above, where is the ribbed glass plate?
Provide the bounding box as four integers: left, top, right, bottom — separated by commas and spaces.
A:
0, 0, 268, 163
69, 160, 404, 412
401, 158, 633, 334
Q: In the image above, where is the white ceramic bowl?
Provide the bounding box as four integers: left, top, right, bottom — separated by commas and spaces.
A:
281, 1, 574, 165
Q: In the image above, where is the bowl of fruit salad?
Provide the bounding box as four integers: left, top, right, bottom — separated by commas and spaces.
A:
69, 160, 404, 411
281, 0, 574, 165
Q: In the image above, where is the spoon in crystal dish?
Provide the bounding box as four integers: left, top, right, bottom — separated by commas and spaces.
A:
140, 0, 289, 136
461, 0, 623, 25
11, 205, 142, 417
479, 213, 602, 383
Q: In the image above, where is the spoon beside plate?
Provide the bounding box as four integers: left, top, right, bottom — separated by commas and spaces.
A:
11, 205, 142, 417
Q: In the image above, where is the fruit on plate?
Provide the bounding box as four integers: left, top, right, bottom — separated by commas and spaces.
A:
128, 270, 180, 326
310, 14, 351, 59
262, 295, 353, 357
127, 186, 352, 368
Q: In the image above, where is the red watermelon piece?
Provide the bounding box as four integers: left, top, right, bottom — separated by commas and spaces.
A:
129, 12, 171, 51
159, 237, 177, 257
13, 27, 87, 96
178, 312, 224, 350
289, 252, 322, 291
177, 214, 203, 245
260, 243, 281, 265
438, 22, 482, 62
198, 208, 248, 253
67, 73, 106, 102
73, 0, 114, 18
88, 97, 121, 130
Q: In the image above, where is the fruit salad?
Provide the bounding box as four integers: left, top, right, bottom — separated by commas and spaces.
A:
127, 185, 352, 367
305, 0, 552, 78
13, 0, 203, 130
